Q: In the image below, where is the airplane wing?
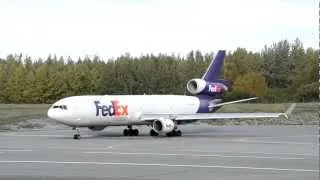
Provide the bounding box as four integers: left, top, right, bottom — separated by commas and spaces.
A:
142, 103, 296, 121
142, 112, 285, 121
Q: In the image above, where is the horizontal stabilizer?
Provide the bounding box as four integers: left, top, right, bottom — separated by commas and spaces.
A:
208, 97, 259, 108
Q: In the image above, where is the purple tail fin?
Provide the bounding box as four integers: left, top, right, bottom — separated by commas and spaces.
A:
201, 50, 226, 81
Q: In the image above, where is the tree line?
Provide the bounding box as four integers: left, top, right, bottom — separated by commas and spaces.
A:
0, 38, 318, 104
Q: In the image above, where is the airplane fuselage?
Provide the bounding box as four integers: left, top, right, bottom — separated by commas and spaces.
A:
48, 95, 211, 127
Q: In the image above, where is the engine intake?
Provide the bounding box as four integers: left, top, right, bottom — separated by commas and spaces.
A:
152, 118, 175, 133
187, 78, 207, 94
186, 78, 228, 96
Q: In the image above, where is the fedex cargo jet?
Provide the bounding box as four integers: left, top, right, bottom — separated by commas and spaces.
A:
47, 50, 291, 139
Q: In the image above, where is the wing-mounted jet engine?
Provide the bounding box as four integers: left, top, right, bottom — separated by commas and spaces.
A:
150, 118, 181, 137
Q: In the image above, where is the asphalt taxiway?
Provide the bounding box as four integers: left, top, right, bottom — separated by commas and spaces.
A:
0, 124, 318, 180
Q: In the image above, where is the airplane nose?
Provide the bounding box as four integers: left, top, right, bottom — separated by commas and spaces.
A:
47, 106, 72, 122
47, 108, 64, 120
47, 108, 56, 119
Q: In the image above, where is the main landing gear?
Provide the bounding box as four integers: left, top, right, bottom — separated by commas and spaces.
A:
123, 125, 139, 136
73, 127, 80, 140
149, 129, 182, 137
150, 129, 159, 136
166, 130, 182, 137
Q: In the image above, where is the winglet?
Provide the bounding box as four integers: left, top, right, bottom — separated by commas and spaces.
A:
281, 103, 296, 119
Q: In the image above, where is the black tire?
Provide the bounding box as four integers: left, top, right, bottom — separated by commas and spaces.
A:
150, 129, 158, 136
73, 134, 80, 140
176, 130, 182, 137
133, 129, 139, 136
166, 131, 173, 137
167, 130, 181, 137
123, 129, 129, 136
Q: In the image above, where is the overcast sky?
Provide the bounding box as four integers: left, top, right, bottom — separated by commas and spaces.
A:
0, 0, 317, 59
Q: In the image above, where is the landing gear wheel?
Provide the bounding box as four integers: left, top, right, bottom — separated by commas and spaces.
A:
150, 129, 159, 136
73, 134, 80, 139
123, 128, 139, 136
123, 129, 129, 136
132, 129, 139, 136
176, 130, 182, 137
166, 130, 182, 137
73, 127, 81, 140
166, 131, 172, 137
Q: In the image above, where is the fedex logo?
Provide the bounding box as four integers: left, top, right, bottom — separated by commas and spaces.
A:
94, 100, 128, 117
208, 84, 221, 93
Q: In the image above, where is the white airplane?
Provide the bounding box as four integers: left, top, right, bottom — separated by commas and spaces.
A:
47, 50, 291, 139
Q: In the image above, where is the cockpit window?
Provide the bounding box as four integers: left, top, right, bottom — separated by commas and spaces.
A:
52, 105, 67, 110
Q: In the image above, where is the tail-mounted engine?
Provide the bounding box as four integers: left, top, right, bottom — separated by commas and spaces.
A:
186, 78, 228, 96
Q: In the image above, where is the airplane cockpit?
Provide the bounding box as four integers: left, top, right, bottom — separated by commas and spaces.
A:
52, 105, 68, 110
48, 101, 73, 124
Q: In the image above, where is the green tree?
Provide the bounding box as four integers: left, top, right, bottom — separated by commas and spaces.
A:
233, 72, 268, 96
0, 38, 316, 103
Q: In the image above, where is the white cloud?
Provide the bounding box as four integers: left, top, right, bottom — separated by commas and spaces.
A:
0, 0, 317, 59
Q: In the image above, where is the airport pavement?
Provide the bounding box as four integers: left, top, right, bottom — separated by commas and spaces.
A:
0, 124, 318, 180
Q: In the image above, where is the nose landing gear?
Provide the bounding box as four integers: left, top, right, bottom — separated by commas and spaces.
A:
73, 127, 80, 140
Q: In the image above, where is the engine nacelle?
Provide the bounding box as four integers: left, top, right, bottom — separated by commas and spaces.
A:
88, 126, 107, 131
186, 78, 228, 96
152, 118, 175, 133
187, 78, 207, 94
